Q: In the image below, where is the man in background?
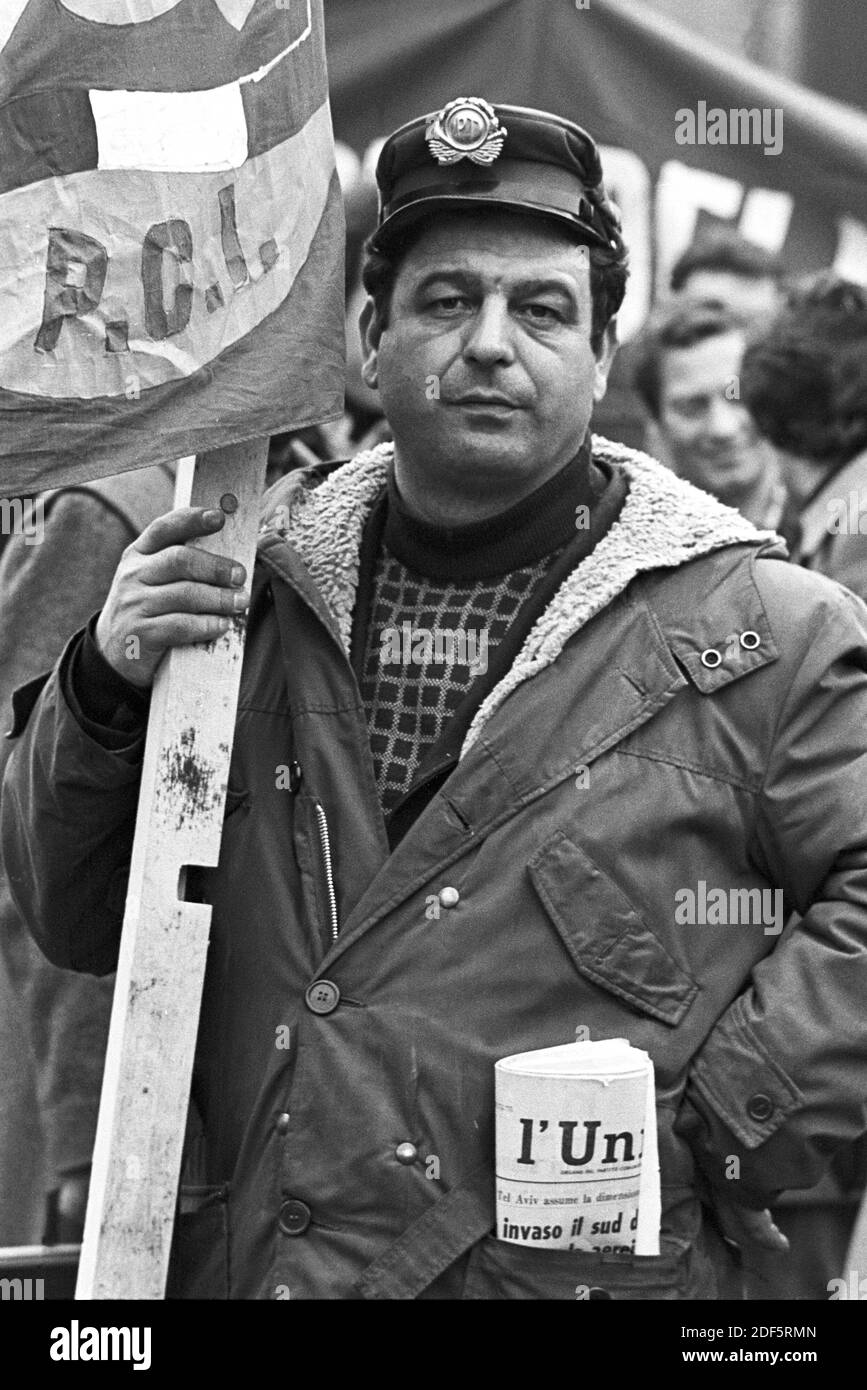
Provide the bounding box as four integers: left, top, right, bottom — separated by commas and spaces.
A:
0, 463, 176, 1246
742, 272, 867, 600
669, 229, 783, 321
631, 299, 785, 529
735, 271, 867, 1298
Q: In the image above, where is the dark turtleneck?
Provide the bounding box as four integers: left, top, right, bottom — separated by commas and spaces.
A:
383, 436, 600, 580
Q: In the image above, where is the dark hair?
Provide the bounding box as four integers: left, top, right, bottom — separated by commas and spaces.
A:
630, 299, 748, 419
670, 230, 783, 293
361, 208, 629, 355
741, 272, 867, 467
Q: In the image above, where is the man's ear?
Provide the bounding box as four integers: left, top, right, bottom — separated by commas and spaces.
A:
592, 316, 620, 403
359, 297, 381, 391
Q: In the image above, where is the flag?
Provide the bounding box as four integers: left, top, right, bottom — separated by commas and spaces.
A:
0, 0, 345, 495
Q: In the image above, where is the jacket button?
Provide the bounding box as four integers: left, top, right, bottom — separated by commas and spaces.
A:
439, 886, 460, 908
289, 761, 302, 793
588, 1286, 612, 1300
395, 1142, 418, 1165
747, 1093, 775, 1122
305, 979, 340, 1015
279, 1198, 311, 1237
275, 1112, 291, 1135
740, 630, 761, 650
700, 648, 722, 669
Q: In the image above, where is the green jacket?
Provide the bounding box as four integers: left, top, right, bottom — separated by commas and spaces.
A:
5, 439, 867, 1300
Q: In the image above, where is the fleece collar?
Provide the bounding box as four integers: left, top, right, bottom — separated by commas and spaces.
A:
259, 437, 778, 757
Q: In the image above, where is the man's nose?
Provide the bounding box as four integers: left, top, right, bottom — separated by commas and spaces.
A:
462, 295, 515, 367
705, 396, 748, 440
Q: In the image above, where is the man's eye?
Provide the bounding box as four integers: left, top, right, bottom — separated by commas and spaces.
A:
520, 303, 562, 324
427, 295, 471, 313
673, 400, 707, 420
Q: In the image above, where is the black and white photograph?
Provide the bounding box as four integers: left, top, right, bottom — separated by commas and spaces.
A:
0, 0, 865, 1362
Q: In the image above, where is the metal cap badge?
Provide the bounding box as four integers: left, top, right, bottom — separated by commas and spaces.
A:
425, 98, 507, 165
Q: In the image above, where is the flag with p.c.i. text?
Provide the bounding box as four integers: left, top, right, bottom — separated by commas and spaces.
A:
0, 0, 345, 496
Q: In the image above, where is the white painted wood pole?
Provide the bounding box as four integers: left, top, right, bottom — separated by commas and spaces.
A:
76, 438, 268, 1299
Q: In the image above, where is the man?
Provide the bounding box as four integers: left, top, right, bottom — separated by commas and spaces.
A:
0, 446, 290, 1250
0, 464, 176, 1247
4, 100, 867, 1301
739, 271, 867, 1300
631, 300, 786, 529
637, 231, 783, 474
742, 272, 867, 600
669, 229, 783, 322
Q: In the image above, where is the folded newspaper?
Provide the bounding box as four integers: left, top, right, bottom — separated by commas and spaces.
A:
495, 1038, 660, 1254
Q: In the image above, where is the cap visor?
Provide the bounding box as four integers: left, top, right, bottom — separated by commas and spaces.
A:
373, 194, 611, 253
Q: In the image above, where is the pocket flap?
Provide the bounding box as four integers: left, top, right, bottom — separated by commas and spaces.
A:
529, 830, 698, 1026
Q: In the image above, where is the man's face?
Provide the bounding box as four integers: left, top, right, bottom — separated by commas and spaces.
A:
361, 211, 616, 509
678, 270, 780, 322
657, 329, 777, 506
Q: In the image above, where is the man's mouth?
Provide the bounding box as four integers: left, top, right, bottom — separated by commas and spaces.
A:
449, 393, 524, 409
700, 449, 749, 470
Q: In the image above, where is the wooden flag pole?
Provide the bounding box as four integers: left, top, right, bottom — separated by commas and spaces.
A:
75, 437, 268, 1300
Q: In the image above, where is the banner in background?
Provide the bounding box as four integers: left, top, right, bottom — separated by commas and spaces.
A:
0, 0, 345, 496
325, 0, 867, 340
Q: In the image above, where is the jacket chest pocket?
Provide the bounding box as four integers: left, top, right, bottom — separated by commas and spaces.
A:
528, 828, 699, 1027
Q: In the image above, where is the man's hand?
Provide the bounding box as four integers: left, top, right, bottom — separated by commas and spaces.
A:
714, 1195, 790, 1253
672, 1096, 789, 1254
94, 507, 248, 690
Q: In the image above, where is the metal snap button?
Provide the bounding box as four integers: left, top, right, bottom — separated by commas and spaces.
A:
439, 886, 460, 908
279, 1198, 311, 1237
275, 1112, 291, 1136
739, 631, 761, 650
700, 648, 722, 669
746, 1093, 775, 1123
288, 760, 302, 793
588, 1286, 613, 1300
395, 1142, 419, 1165
305, 979, 340, 1015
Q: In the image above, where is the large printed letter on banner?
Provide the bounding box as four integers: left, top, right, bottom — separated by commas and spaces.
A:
0, 0, 345, 494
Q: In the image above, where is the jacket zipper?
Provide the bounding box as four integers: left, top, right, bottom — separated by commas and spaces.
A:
314, 802, 339, 942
